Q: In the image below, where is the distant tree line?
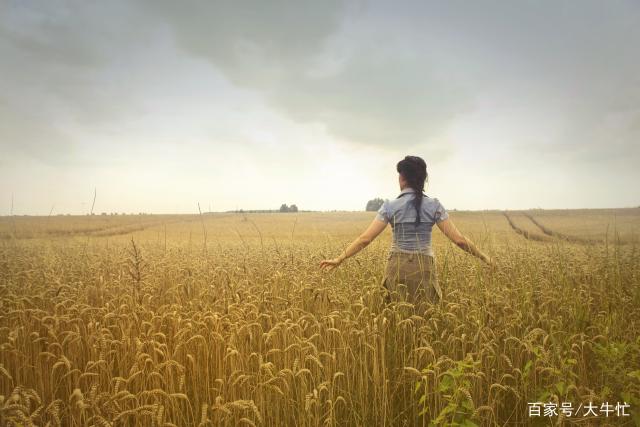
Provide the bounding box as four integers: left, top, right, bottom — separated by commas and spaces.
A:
366, 198, 385, 211
279, 204, 298, 212
227, 204, 301, 214
95, 212, 151, 216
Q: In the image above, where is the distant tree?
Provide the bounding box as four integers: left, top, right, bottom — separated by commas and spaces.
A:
289, 204, 298, 212
366, 198, 384, 212
279, 203, 289, 212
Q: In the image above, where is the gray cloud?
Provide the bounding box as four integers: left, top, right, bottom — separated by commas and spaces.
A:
0, 0, 153, 164
143, 0, 474, 151
0, 97, 74, 165
143, 0, 640, 161
5, 0, 638, 158
269, 47, 472, 149
140, 0, 347, 85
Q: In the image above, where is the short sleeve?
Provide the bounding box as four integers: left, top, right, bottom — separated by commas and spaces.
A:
434, 198, 449, 222
375, 200, 389, 223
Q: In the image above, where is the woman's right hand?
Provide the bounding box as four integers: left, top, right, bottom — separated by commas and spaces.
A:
319, 257, 343, 271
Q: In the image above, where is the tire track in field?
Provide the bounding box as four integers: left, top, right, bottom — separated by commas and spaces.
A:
522, 213, 599, 244
81, 214, 235, 237
2, 218, 171, 239
1, 214, 233, 240
0, 218, 168, 240
87, 220, 167, 237
502, 212, 554, 242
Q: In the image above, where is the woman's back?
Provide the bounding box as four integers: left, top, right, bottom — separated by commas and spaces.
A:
320, 155, 492, 304
375, 187, 448, 256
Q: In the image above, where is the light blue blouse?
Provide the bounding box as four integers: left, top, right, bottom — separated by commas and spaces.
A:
375, 187, 449, 256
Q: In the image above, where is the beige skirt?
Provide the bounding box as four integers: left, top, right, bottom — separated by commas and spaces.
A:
381, 251, 443, 304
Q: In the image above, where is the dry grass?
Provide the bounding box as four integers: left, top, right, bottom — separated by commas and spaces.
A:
0, 211, 639, 426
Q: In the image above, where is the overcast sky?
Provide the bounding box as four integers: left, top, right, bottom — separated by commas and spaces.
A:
1, 0, 639, 214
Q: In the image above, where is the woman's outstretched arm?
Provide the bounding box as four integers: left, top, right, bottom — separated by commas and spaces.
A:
319, 218, 387, 271
436, 218, 494, 266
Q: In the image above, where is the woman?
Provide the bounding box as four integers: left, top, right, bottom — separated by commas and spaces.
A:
319, 155, 494, 304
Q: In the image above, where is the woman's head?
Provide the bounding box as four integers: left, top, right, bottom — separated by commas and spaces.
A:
396, 155, 428, 225
397, 155, 428, 192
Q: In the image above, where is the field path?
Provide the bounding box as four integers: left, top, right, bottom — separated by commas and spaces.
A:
523, 213, 599, 244
502, 212, 553, 242
1, 214, 233, 240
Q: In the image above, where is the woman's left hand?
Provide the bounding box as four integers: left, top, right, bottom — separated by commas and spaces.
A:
319, 257, 343, 271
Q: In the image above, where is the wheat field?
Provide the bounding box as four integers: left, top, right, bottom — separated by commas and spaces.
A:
0, 209, 639, 426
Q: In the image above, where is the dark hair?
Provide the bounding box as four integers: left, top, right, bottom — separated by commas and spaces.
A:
396, 155, 428, 225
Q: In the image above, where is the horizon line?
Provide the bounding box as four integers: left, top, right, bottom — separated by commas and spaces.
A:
1, 205, 639, 218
